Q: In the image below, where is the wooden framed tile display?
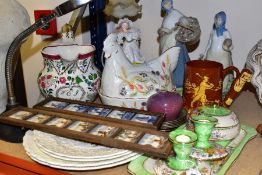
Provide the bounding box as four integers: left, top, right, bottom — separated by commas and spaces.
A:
33, 97, 165, 130
0, 106, 172, 158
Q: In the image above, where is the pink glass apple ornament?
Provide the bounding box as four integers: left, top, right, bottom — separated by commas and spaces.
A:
147, 91, 183, 121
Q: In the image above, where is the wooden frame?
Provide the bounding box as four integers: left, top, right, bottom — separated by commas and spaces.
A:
33, 97, 165, 130
0, 106, 172, 158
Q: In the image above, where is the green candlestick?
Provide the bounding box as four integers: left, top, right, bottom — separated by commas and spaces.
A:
191, 115, 217, 149
168, 129, 197, 170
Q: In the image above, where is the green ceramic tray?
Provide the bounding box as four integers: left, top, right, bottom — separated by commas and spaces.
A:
128, 124, 257, 175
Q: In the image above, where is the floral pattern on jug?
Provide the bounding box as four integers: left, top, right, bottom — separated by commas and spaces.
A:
38, 44, 101, 102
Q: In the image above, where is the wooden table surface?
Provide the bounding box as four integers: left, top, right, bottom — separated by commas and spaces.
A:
0, 89, 262, 175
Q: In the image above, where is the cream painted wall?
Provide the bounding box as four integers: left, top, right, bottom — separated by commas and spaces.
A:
18, 0, 262, 107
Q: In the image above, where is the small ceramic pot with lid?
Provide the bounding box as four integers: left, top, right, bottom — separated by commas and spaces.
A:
191, 105, 240, 141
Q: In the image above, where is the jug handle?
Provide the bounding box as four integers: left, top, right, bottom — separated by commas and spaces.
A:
222, 66, 240, 79
222, 68, 252, 107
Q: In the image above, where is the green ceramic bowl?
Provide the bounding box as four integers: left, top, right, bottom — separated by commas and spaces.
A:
198, 105, 231, 116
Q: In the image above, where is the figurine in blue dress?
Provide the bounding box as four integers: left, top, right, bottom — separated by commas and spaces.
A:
158, 0, 191, 88
203, 11, 234, 93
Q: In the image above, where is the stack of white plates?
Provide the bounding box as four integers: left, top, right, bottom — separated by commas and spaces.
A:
23, 130, 141, 170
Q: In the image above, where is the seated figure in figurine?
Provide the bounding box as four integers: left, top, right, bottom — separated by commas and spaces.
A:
158, 0, 200, 88
115, 18, 145, 64
202, 11, 234, 93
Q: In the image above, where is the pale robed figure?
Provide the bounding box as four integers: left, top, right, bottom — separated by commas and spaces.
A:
158, 0, 190, 88
203, 11, 234, 93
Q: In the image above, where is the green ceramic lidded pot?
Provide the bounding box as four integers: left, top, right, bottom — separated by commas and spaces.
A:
197, 105, 240, 141
191, 115, 218, 149
168, 129, 197, 170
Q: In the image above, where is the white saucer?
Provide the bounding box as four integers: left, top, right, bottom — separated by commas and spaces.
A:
33, 130, 131, 161
190, 143, 228, 161
23, 130, 141, 170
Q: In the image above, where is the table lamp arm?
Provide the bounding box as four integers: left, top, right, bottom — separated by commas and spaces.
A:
5, 0, 94, 108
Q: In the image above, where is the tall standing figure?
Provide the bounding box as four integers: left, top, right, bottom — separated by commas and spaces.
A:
203, 11, 233, 93
158, 0, 190, 89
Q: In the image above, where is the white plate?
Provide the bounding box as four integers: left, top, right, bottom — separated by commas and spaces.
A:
33, 130, 131, 160
23, 131, 141, 170
37, 141, 134, 162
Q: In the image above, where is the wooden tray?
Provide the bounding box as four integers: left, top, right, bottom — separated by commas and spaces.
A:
33, 97, 165, 130
0, 106, 172, 159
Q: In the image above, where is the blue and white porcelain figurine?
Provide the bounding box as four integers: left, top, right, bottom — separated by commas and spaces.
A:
203, 11, 234, 93
158, 0, 200, 88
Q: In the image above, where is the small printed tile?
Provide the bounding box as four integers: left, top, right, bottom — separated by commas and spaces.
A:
122, 112, 135, 120
89, 125, 118, 137
131, 114, 157, 124
107, 110, 134, 120
67, 121, 96, 132
138, 134, 168, 148
27, 114, 51, 123
107, 110, 125, 119
43, 101, 69, 109
115, 129, 142, 143
63, 104, 90, 112
8, 111, 32, 120
45, 117, 72, 128
87, 107, 111, 117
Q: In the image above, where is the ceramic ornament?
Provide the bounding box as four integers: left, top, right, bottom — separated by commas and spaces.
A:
60, 23, 75, 44
190, 106, 241, 141
99, 33, 180, 109
158, 0, 200, 88
147, 91, 183, 121
191, 115, 218, 149
115, 18, 144, 64
38, 44, 101, 102
246, 39, 262, 104
104, 0, 142, 18
203, 11, 234, 94
168, 129, 197, 171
